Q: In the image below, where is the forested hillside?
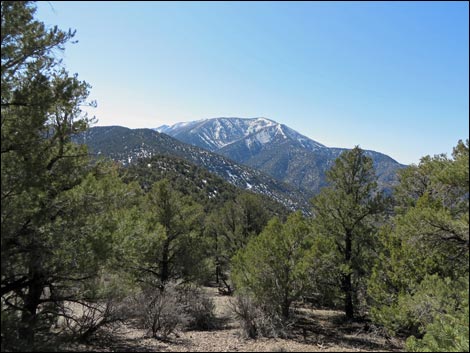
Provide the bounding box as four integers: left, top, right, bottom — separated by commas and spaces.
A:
1, 2, 468, 352
77, 126, 311, 212
122, 155, 290, 217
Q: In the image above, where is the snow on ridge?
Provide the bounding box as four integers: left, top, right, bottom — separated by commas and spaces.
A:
157, 117, 326, 152
198, 131, 217, 148
281, 124, 325, 150
155, 118, 207, 134
197, 118, 284, 150
255, 129, 274, 144
213, 120, 224, 141
245, 117, 275, 136
276, 124, 287, 138
154, 124, 170, 133
254, 117, 276, 125
197, 118, 272, 148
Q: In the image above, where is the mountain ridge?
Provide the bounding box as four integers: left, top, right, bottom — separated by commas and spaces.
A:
75, 125, 311, 212
155, 117, 327, 154
155, 117, 405, 194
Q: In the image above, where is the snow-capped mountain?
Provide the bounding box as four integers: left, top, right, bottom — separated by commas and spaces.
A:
156, 117, 405, 195
155, 117, 325, 153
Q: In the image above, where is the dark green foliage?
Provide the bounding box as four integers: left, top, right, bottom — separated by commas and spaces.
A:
123, 155, 288, 287
368, 140, 469, 345
232, 212, 313, 322
219, 192, 269, 250
141, 180, 207, 285
208, 193, 269, 286
406, 278, 469, 352
0, 2, 139, 349
310, 147, 387, 318
304, 232, 343, 309
122, 155, 290, 216
123, 155, 241, 212
1, 1, 99, 348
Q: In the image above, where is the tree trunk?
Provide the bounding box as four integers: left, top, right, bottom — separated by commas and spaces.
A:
343, 273, 354, 319
19, 270, 43, 349
282, 299, 290, 320
160, 239, 170, 284
215, 259, 220, 284
343, 230, 354, 319
282, 286, 290, 319
215, 232, 219, 284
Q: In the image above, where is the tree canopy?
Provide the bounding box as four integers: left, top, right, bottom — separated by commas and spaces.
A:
310, 146, 387, 318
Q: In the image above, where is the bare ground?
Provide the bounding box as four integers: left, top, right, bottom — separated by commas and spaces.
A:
65, 287, 404, 352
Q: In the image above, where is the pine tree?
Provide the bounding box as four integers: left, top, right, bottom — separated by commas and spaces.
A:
368, 140, 469, 338
311, 147, 386, 319
208, 192, 268, 291
232, 212, 312, 320
143, 179, 206, 286
0, 2, 121, 348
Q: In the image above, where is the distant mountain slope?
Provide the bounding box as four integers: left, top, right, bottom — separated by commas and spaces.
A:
123, 155, 290, 218
76, 126, 310, 212
156, 117, 406, 194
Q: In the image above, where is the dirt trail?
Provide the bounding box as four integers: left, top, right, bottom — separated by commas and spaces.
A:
67, 287, 403, 352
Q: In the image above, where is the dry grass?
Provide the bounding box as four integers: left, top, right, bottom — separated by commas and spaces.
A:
63, 287, 404, 352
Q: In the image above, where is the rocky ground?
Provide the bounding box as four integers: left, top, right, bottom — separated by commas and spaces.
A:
65, 287, 404, 352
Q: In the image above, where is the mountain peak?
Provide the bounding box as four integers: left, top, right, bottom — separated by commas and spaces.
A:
155, 117, 325, 153
155, 117, 404, 194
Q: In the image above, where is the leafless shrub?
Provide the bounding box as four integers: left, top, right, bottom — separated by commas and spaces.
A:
131, 283, 188, 340
57, 296, 131, 342
179, 286, 217, 330
230, 293, 289, 339
230, 293, 259, 338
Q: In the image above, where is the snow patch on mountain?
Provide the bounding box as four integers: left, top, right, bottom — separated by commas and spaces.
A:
275, 124, 325, 151
155, 119, 205, 135
155, 117, 326, 155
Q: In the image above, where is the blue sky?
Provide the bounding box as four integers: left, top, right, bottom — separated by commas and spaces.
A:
37, 1, 468, 165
